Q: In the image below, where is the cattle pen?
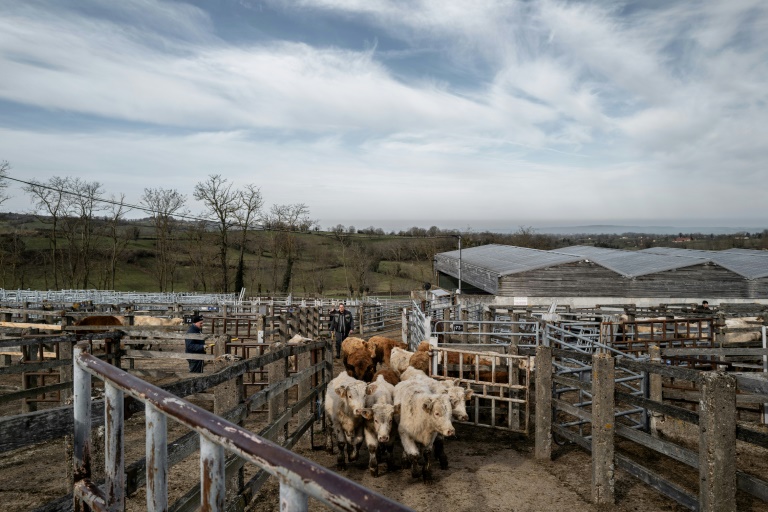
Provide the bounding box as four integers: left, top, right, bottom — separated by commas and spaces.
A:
1, 292, 768, 511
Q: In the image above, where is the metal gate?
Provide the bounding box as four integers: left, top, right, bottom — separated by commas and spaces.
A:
430, 344, 532, 433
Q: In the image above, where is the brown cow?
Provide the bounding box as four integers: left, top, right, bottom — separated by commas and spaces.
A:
344, 348, 376, 383
372, 368, 400, 387
341, 337, 376, 366
409, 351, 430, 374
369, 335, 408, 367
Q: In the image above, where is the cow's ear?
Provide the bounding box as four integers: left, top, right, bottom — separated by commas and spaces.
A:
366, 383, 378, 395
335, 385, 347, 397
394, 404, 401, 415
444, 378, 456, 387
464, 389, 474, 400
422, 398, 434, 412
360, 408, 373, 420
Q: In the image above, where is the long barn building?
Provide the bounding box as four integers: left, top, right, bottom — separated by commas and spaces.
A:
433, 244, 768, 306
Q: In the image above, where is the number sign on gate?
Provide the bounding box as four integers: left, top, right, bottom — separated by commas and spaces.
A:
453, 323, 464, 332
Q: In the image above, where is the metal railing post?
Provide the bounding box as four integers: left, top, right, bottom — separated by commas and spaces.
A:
105, 382, 125, 510
146, 404, 168, 512
280, 483, 308, 512
73, 343, 92, 483
200, 436, 226, 511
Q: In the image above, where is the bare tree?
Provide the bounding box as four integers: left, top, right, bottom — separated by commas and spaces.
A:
58, 177, 104, 288
142, 187, 187, 292
102, 194, 131, 289
24, 176, 67, 288
0, 160, 11, 206
263, 203, 310, 293
348, 242, 380, 297
185, 220, 217, 292
232, 184, 264, 293
194, 175, 239, 292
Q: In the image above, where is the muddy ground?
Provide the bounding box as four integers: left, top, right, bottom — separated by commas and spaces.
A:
2, 339, 768, 511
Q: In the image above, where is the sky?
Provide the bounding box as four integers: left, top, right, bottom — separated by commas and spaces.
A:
0, 0, 767, 231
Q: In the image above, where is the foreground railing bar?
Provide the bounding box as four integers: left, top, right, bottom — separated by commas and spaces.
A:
75, 349, 411, 512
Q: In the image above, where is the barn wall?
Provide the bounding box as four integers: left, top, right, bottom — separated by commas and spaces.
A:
498, 262, 768, 299
498, 261, 619, 297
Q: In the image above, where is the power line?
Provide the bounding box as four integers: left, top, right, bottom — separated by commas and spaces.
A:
3, 173, 463, 241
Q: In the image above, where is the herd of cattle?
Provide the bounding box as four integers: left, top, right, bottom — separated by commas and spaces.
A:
324, 336, 473, 482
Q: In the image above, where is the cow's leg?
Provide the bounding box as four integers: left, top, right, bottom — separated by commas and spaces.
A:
336, 441, 347, 469
434, 435, 448, 470
399, 433, 422, 478
325, 419, 335, 454
368, 442, 379, 477
421, 446, 433, 482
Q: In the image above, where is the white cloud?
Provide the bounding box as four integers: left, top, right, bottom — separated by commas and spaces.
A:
0, 0, 766, 228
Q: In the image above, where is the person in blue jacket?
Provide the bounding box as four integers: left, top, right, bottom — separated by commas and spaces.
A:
185, 315, 206, 373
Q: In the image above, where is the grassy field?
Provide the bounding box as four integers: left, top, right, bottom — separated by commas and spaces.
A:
0, 215, 439, 296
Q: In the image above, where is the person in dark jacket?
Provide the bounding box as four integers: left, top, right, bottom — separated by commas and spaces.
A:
185, 315, 206, 373
329, 303, 353, 359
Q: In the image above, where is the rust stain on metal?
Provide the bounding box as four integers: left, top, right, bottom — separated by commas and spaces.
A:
74, 442, 92, 481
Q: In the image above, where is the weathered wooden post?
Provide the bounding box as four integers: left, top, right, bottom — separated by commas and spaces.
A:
649, 345, 663, 437
535, 345, 552, 460
268, 342, 289, 443
59, 314, 74, 405
699, 371, 736, 512
592, 352, 615, 506
21, 338, 40, 414
359, 304, 365, 336
213, 335, 239, 416
292, 338, 312, 426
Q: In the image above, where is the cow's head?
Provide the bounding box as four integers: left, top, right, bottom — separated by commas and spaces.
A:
336, 381, 367, 416
423, 394, 455, 437
361, 403, 397, 443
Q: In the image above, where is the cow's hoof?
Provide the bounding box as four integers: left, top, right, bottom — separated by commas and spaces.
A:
422, 469, 434, 483
370, 466, 379, 477
439, 457, 448, 470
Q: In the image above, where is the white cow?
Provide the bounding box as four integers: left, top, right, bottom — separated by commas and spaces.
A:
324, 371, 367, 469
394, 379, 455, 482
399, 366, 473, 470
360, 375, 399, 477
389, 346, 415, 376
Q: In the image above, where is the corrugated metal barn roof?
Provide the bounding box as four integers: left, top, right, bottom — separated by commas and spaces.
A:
640, 247, 768, 280
557, 245, 705, 278
438, 244, 583, 277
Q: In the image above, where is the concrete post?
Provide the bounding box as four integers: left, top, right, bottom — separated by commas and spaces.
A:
510, 312, 520, 345
481, 308, 491, 341
402, 308, 408, 346
649, 345, 663, 437
592, 352, 615, 506
699, 371, 737, 512
461, 309, 469, 344
534, 345, 552, 460
358, 304, 364, 336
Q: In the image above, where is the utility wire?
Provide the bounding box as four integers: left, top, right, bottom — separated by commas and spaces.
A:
3, 173, 464, 241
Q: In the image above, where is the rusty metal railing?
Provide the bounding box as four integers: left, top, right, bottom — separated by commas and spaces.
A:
72, 342, 412, 512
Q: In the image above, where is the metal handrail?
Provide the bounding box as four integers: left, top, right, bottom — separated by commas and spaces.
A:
72, 343, 412, 512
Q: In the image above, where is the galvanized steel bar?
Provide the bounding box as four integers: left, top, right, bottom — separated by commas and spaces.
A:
280, 483, 308, 512
146, 404, 169, 512
200, 436, 225, 511
73, 343, 92, 482
105, 382, 125, 510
